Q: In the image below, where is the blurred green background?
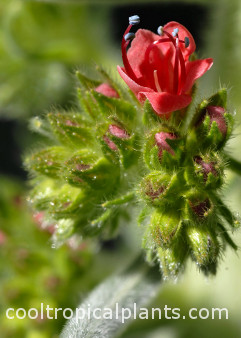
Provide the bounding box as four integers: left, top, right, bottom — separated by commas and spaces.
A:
1, 1, 241, 337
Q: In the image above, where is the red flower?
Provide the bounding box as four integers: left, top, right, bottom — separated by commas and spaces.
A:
117, 16, 213, 118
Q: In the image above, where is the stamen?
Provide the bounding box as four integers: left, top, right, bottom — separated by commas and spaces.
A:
173, 47, 179, 94
129, 15, 140, 25
176, 47, 186, 94
121, 17, 139, 81
172, 28, 179, 37
184, 37, 190, 48
157, 26, 164, 36
153, 70, 162, 92
124, 32, 135, 41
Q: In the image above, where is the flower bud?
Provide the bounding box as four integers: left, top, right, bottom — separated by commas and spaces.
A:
95, 83, 119, 98
155, 132, 176, 159
186, 226, 219, 273
140, 171, 184, 209
192, 105, 232, 150
183, 190, 214, 223
206, 105, 227, 135
157, 239, 187, 280
64, 152, 119, 190
185, 153, 223, 189
108, 124, 129, 139
144, 130, 181, 170
103, 124, 130, 150
103, 135, 118, 151
150, 210, 181, 247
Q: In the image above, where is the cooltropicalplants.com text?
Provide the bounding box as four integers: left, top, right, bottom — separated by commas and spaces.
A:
6, 303, 228, 323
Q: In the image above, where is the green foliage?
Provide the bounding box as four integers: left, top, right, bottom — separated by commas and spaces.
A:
25, 65, 240, 283
0, 1, 112, 118
25, 66, 142, 248
140, 89, 239, 279
0, 177, 95, 337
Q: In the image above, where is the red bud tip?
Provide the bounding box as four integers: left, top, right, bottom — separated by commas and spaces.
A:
95, 83, 119, 98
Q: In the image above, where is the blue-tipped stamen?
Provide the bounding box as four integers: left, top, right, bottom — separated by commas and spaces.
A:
124, 32, 135, 41
184, 37, 190, 48
129, 15, 140, 25
157, 26, 164, 36
172, 28, 179, 37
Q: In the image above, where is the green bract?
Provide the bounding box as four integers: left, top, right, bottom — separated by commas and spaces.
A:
25, 66, 239, 280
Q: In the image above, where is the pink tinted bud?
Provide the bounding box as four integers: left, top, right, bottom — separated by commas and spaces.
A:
206, 106, 227, 136
103, 125, 129, 151
155, 132, 176, 158
194, 156, 217, 180
103, 135, 118, 151
108, 124, 129, 139
95, 83, 119, 98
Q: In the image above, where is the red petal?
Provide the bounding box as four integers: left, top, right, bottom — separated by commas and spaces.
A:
95, 83, 119, 98
127, 29, 161, 78
117, 66, 154, 100
127, 29, 174, 82
139, 91, 192, 116
182, 58, 213, 93
164, 21, 196, 61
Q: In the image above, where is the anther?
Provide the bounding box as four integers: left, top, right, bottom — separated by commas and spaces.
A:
184, 37, 190, 48
124, 32, 135, 41
157, 26, 164, 36
172, 28, 179, 37
129, 15, 140, 25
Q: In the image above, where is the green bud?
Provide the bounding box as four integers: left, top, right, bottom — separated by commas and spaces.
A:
144, 128, 183, 171
157, 238, 188, 280
47, 112, 94, 149
29, 178, 84, 218
100, 123, 140, 168
140, 171, 185, 209
185, 153, 224, 190
183, 190, 214, 224
187, 89, 233, 152
91, 90, 137, 127
150, 210, 181, 247
186, 226, 220, 274
64, 151, 119, 190
25, 146, 69, 179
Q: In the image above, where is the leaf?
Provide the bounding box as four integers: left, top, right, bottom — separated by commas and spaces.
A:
225, 153, 241, 175
213, 194, 240, 229
217, 223, 238, 250
102, 192, 135, 208
60, 255, 161, 338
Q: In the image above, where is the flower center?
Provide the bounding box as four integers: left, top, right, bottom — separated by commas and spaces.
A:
145, 27, 189, 95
